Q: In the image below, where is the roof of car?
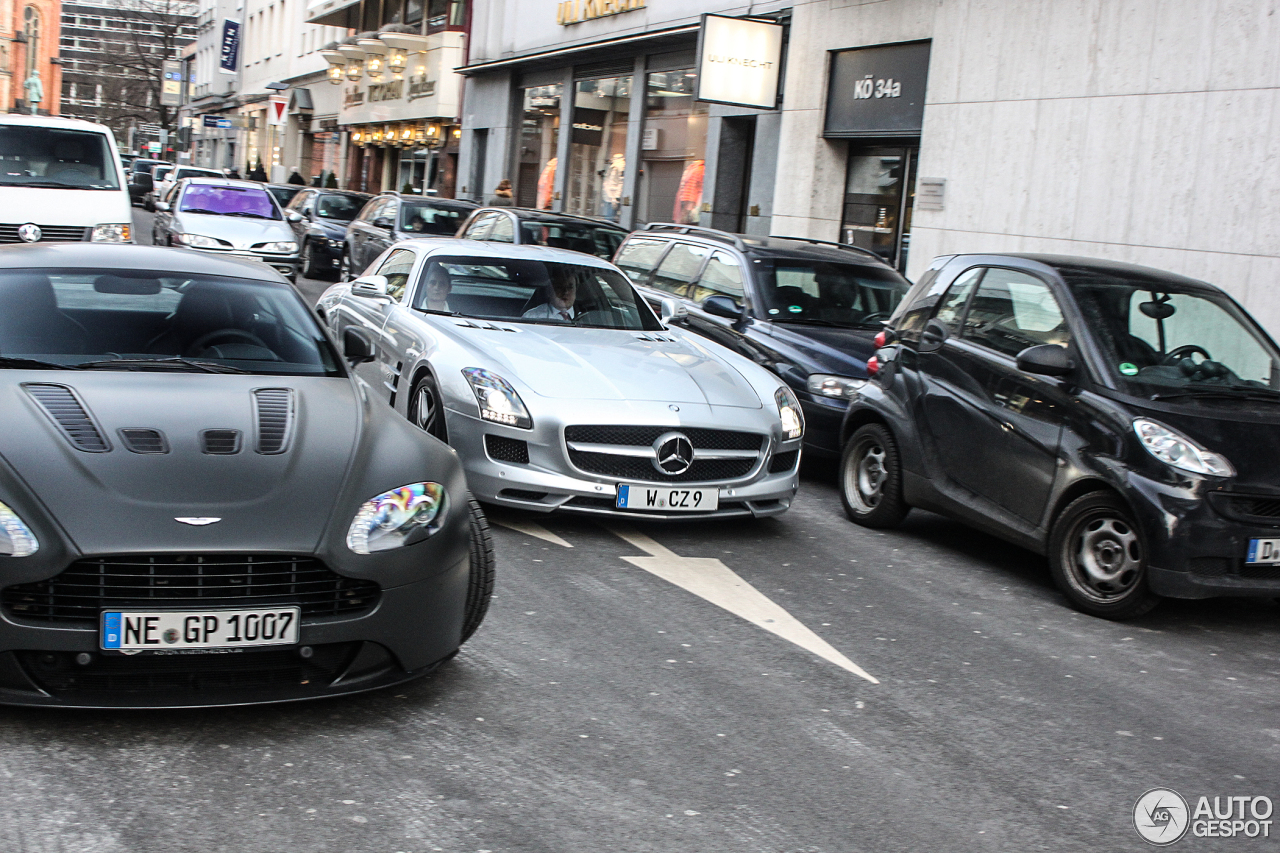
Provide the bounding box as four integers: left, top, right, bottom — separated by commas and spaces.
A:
945, 253, 1217, 291
179, 177, 277, 190
489, 207, 629, 230
630, 224, 895, 268
0, 243, 294, 283
0, 114, 114, 133
396, 196, 480, 209
311, 189, 371, 198
391, 237, 621, 269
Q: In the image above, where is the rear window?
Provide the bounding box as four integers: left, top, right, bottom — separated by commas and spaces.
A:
0, 125, 121, 190
401, 202, 470, 235
758, 259, 909, 329
519, 220, 626, 259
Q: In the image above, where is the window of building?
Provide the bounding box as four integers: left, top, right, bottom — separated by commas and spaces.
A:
23, 6, 40, 82
565, 75, 631, 222
516, 83, 561, 209
427, 0, 465, 32
638, 69, 707, 226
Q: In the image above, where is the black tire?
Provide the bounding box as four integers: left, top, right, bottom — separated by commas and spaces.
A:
302, 240, 334, 281
460, 496, 495, 643
839, 423, 909, 528
1048, 491, 1159, 619
338, 251, 352, 282
407, 373, 448, 442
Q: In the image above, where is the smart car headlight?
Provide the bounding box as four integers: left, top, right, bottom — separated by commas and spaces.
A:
775, 386, 805, 440
346, 482, 447, 555
462, 368, 532, 429
806, 374, 866, 400
0, 500, 39, 558
1133, 418, 1234, 477
175, 233, 221, 249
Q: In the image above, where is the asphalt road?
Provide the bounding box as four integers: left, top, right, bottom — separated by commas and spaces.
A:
2, 213, 1272, 852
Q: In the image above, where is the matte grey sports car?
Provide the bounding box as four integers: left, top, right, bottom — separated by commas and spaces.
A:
0, 243, 493, 708
317, 240, 804, 520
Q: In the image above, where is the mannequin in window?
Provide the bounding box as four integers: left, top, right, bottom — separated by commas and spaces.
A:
674, 159, 704, 224
599, 153, 624, 221
536, 158, 557, 210
23, 71, 43, 115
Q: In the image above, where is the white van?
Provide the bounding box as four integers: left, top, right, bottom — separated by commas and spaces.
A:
0, 114, 133, 244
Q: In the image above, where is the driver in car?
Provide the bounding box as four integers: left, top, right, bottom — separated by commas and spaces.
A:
522, 274, 577, 322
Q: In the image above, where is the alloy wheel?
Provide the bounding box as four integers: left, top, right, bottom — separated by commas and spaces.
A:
1067, 512, 1142, 601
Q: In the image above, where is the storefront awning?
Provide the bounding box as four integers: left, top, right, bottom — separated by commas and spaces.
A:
456, 24, 699, 76
305, 0, 357, 28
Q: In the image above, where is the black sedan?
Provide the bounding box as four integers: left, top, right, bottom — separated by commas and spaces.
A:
343, 193, 478, 280
0, 243, 493, 706
841, 253, 1280, 618
457, 207, 629, 261
283, 188, 372, 280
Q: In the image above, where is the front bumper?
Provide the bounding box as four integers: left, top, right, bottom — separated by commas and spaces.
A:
800, 394, 847, 458
183, 245, 299, 279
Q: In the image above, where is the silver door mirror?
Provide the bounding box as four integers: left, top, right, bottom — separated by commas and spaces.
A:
351, 274, 389, 299
154, 201, 170, 212
286, 210, 303, 223
658, 297, 686, 324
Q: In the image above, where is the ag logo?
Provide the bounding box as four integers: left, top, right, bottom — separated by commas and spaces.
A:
1134, 788, 1190, 845
652, 431, 694, 475
17, 223, 42, 243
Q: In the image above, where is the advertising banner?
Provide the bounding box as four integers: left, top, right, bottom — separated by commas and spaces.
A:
219, 20, 241, 74
160, 60, 182, 107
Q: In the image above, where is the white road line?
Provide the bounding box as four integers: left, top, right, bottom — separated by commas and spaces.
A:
491, 518, 574, 548
605, 525, 878, 684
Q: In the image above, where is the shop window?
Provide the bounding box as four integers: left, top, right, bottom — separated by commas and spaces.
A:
638, 69, 707, 226
405, 0, 423, 25
516, 84, 561, 209
565, 75, 631, 222
381, 0, 403, 26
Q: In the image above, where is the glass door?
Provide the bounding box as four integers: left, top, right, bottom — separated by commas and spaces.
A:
840, 146, 918, 271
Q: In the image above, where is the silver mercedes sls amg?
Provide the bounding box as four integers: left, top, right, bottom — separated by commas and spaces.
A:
317, 240, 804, 520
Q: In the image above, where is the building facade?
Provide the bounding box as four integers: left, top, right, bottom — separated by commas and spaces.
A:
2, 0, 62, 116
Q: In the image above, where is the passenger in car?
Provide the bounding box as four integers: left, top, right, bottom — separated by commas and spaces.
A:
522, 273, 577, 322
422, 264, 453, 312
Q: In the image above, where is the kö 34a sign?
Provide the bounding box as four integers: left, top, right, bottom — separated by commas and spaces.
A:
556, 0, 645, 26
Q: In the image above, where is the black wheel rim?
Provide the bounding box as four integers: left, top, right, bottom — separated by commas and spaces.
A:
413, 383, 443, 439
1062, 508, 1143, 604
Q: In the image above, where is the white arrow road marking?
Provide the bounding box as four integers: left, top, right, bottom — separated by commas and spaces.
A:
605, 525, 878, 684
491, 518, 574, 548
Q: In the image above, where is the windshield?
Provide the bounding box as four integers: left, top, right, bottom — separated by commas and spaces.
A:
266, 185, 302, 208
179, 184, 281, 219
1070, 271, 1280, 397
317, 194, 365, 222
758, 260, 910, 328
519, 221, 626, 259
401, 202, 470, 235
0, 126, 121, 190
0, 269, 341, 376
410, 255, 662, 331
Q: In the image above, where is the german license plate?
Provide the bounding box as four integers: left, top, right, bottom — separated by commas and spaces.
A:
1246, 539, 1280, 564
616, 485, 719, 512
100, 607, 300, 651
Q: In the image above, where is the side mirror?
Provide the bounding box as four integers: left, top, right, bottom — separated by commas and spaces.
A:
372, 216, 395, 231
350, 274, 389, 299
657, 297, 686, 324
343, 327, 376, 364
286, 210, 303, 223
134, 174, 154, 190
919, 319, 948, 352
1016, 343, 1075, 376
154, 201, 170, 212
703, 295, 745, 321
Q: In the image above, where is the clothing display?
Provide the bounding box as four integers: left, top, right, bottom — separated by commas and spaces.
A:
537, 158, 558, 210
600, 154, 625, 221
674, 159, 705, 224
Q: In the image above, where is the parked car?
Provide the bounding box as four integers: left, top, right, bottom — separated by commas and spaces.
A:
841, 253, 1280, 618
264, 183, 305, 210
283, 188, 372, 280
317, 239, 805, 520
613, 224, 910, 459
152, 177, 300, 281
457, 207, 629, 260
0, 114, 133, 244
342, 192, 477, 280
145, 165, 224, 212
126, 157, 168, 206
0, 242, 493, 707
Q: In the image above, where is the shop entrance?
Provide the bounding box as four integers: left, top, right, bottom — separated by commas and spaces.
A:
839, 145, 918, 272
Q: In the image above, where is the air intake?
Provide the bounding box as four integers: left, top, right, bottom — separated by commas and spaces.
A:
23, 384, 110, 452
118, 428, 168, 454
200, 429, 242, 455
253, 389, 294, 454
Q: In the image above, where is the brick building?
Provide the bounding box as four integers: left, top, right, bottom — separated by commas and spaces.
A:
1, 0, 63, 115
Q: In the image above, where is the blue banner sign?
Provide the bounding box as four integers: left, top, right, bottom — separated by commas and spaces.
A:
219, 19, 241, 74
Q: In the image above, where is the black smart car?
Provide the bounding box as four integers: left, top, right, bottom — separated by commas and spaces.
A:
841, 253, 1280, 619
283, 188, 372, 280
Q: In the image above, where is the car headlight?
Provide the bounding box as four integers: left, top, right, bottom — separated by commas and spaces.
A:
259, 241, 299, 254
346, 482, 447, 555
91, 223, 131, 243
327, 238, 343, 248
463, 367, 532, 429
175, 233, 221, 249
775, 386, 805, 440
806, 374, 866, 400
0, 500, 39, 557
1133, 418, 1234, 477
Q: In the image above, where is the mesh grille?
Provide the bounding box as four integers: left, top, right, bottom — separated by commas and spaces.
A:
254, 389, 294, 454
119, 428, 168, 454
24, 384, 110, 452
2, 555, 380, 625
565, 425, 763, 450
485, 435, 530, 464
1209, 492, 1280, 524
201, 429, 242, 455
567, 450, 754, 483
0, 224, 88, 243
1240, 564, 1280, 580
769, 450, 799, 473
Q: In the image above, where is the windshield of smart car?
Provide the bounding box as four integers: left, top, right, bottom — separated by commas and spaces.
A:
410, 255, 662, 331
0, 126, 121, 190
179, 184, 281, 219
400, 202, 470, 235
0, 269, 341, 375
317, 194, 364, 222
1070, 272, 1280, 399
758, 260, 910, 328
519, 221, 626, 259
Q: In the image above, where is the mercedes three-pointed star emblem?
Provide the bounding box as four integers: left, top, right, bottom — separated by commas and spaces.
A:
652, 432, 695, 475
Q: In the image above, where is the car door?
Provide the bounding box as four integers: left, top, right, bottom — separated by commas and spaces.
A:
285, 190, 314, 244
366, 198, 399, 260
337, 246, 418, 389
682, 250, 758, 357
154, 182, 182, 243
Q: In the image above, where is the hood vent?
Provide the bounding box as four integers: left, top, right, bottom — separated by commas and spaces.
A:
23, 384, 110, 452
118, 428, 169, 454
635, 333, 678, 343
200, 429, 242, 455
253, 389, 295, 454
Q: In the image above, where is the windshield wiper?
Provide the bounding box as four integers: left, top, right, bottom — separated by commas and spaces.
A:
223, 212, 273, 219
180, 207, 223, 215
0, 356, 73, 370
74, 357, 250, 374
1151, 385, 1280, 402
1, 180, 103, 189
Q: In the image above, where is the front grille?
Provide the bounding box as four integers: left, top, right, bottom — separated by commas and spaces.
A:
769, 449, 800, 473
567, 450, 755, 483
485, 434, 530, 464
17, 642, 360, 695
499, 488, 547, 501
0, 224, 88, 244
2, 555, 380, 625
1208, 492, 1280, 525
564, 425, 762, 450
1240, 564, 1280, 580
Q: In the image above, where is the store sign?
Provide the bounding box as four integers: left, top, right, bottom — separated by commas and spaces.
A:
202, 115, 232, 128
570, 107, 606, 145
218, 20, 240, 74
696, 14, 784, 110
368, 81, 403, 103
160, 60, 182, 107
407, 74, 436, 102
556, 0, 645, 26
824, 40, 931, 138
344, 86, 365, 107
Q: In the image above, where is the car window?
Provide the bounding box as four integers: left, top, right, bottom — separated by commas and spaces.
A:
691, 251, 745, 302
614, 237, 670, 285
374, 248, 416, 302
356, 198, 382, 222
377, 200, 398, 225
401, 202, 470, 235
463, 212, 498, 240
315, 194, 363, 221
179, 184, 281, 220
962, 268, 1070, 358
518, 220, 622, 259
650, 243, 709, 298
931, 267, 983, 335
487, 214, 514, 242
758, 259, 909, 328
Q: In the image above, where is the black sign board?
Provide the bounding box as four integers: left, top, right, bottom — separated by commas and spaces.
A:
219, 20, 241, 73
570, 107, 607, 146
824, 40, 931, 138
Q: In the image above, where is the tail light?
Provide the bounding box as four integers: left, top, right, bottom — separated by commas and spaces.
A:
866, 356, 880, 377
873, 328, 896, 348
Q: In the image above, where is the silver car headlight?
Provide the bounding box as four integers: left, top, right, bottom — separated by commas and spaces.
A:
91, 223, 131, 243
463, 367, 533, 429
175, 233, 221, 249
0, 500, 39, 557
259, 241, 299, 254
346, 482, 447, 555
1133, 419, 1234, 477
775, 386, 805, 440
806, 374, 866, 400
